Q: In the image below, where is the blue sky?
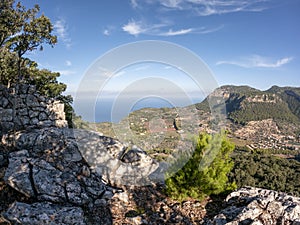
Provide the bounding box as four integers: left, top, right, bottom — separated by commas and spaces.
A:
22, 0, 300, 120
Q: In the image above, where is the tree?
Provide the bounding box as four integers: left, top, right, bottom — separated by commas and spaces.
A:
0, 0, 20, 47
165, 132, 236, 201
0, 47, 37, 86
28, 69, 66, 97
0, 0, 57, 82
6, 4, 57, 58
0, 1, 73, 127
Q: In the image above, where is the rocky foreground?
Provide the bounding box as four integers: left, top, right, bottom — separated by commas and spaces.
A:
1, 127, 300, 224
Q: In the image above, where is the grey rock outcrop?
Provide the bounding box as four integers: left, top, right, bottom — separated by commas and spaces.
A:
74, 129, 161, 187
4, 202, 86, 225
208, 186, 300, 225
1, 127, 113, 225
0, 82, 164, 223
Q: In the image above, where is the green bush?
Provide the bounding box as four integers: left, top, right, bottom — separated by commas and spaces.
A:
165, 132, 236, 201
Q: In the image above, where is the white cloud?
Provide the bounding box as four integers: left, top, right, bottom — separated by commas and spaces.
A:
161, 0, 183, 8
103, 26, 116, 36
54, 19, 72, 48
216, 55, 293, 68
103, 29, 110, 36
140, 0, 268, 16
197, 25, 224, 34
66, 60, 72, 66
122, 20, 146, 36
130, 0, 139, 8
122, 20, 221, 36
161, 28, 193, 36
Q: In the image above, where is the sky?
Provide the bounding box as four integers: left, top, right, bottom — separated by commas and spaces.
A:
22, 0, 300, 121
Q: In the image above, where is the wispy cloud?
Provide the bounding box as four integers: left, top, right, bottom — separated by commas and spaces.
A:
54, 19, 72, 48
134, 0, 269, 16
103, 29, 110, 36
197, 25, 224, 34
216, 55, 293, 68
161, 28, 193, 36
122, 20, 221, 36
65, 60, 72, 66
160, 0, 183, 9
103, 26, 115, 36
130, 0, 139, 8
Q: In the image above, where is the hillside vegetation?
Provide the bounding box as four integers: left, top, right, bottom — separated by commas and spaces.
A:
225, 86, 300, 125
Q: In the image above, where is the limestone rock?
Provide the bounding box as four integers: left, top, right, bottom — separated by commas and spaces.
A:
3, 150, 34, 198
3, 129, 108, 206
121, 146, 152, 165
3, 202, 86, 225
74, 129, 160, 187
209, 187, 300, 225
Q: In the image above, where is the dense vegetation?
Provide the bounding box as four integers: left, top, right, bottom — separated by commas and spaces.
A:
228, 101, 299, 125
165, 132, 236, 201
224, 87, 300, 125
229, 148, 300, 197
0, 0, 73, 126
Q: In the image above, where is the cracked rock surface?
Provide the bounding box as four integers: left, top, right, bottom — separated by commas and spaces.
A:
1, 127, 113, 225
4, 202, 86, 225
208, 186, 300, 225
74, 129, 162, 187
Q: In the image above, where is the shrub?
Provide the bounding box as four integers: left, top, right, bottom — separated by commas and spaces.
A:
165, 132, 236, 201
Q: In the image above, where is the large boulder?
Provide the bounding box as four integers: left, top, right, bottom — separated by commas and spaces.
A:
74, 129, 160, 187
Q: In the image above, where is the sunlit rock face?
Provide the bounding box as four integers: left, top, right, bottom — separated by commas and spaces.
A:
74, 129, 162, 187
1, 127, 113, 225
209, 186, 300, 225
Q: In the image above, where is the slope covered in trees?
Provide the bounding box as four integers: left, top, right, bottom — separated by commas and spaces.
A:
229, 148, 300, 197
226, 86, 300, 125
193, 85, 300, 126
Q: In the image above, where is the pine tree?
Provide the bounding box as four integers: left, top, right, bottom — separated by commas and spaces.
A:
165, 132, 236, 201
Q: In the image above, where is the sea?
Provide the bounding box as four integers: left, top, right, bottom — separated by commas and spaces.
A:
93, 96, 203, 123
